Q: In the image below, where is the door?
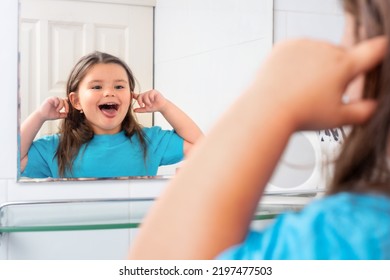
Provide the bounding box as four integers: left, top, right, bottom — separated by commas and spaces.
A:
20, 0, 154, 137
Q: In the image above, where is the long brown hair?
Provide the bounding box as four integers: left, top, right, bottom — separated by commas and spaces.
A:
329, 0, 390, 195
55, 51, 148, 177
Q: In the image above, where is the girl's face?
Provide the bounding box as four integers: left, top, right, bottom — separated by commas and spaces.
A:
69, 63, 132, 135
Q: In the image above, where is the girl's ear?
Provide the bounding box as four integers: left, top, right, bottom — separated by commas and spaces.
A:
69, 92, 82, 110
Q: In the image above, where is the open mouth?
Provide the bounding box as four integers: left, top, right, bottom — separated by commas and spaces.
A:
98, 103, 119, 118
98, 103, 119, 111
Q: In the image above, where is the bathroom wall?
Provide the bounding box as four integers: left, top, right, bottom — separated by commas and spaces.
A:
274, 0, 344, 43
154, 0, 344, 134
0, 0, 17, 260
154, 0, 274, 133
153, 0, 274, 175
0, 0, 18, 206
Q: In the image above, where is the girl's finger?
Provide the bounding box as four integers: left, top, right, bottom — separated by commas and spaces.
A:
55, 98, 63, 111
346, 36, 387, 80
144, 94, 152, 107
58, 112, 68, 119
50, 97, 59, 108
63, 98, 70, 113
137, 95, 145, 108
150, 91, 157, 103
339, 99, 378, 126
133, 107, 147, 113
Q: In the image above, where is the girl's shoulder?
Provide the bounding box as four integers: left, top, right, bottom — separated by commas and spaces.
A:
218, 192, 390, 260
142, 126, 173, 138
33, 133, 60, 148
307, 192, 390, 214
142, 126, 163, 133
142, 126, 182, 140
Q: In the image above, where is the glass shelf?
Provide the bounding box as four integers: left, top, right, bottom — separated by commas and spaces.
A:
0, 193, 319, 233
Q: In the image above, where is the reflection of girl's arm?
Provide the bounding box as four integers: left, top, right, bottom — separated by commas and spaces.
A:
133, 90, 203, 155
20, 97, 68, 172
129, 38, 385, 259
159, 100, 203, 156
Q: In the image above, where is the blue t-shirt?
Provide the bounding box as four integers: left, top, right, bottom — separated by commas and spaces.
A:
217, 193, 390, 260
22, 127, 184, 178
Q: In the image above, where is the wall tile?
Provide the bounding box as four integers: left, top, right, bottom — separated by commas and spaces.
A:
7, 179, 131, 201
0, 180, 8, 259
155, 39, 271, 133
0, 180, 7, 205
0, 0, 18, 179
275, 0, 342, 14
155, 0, 273, 62
0, 234, 8, 260
7, 178, 169, 201
7, 230, 130, 259
273, 11, 287, 43
4, 179, 167, 259
286, 12, 344, 43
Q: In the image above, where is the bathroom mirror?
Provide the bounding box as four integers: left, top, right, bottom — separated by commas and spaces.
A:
18, 0, 274, 181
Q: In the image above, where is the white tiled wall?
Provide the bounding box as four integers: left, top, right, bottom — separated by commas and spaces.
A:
0, 0, 17, 259
0, 0, 17, 181
0, 0, 17, 202
275, 0, 342, 14
154, 0, 273, 176
154, 0, 274, 133
274, 0, 344, 43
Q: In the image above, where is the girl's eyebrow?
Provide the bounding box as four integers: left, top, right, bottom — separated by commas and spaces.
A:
87, 79, 103, 84
114, 79, 128, 84
87, 79, 128, 84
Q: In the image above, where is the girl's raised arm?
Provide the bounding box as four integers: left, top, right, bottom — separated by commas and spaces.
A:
20, 97, 69, 172
129, 37, 386, 259
133, 90, 203, 155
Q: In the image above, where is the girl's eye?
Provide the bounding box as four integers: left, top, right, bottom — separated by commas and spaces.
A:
92, 85, 102, 90
115, 85, 125, 90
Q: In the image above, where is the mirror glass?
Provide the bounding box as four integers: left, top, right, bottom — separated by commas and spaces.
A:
18, 0, 274, 181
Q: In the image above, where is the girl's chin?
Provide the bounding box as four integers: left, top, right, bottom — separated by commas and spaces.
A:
92, 124, 122, 135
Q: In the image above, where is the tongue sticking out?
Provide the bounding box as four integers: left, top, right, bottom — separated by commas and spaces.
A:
99, 104, 119, 118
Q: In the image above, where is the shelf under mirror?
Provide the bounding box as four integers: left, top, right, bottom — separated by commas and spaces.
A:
0, 193, 320, 233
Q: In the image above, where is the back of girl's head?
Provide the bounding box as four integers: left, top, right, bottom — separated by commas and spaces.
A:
56, 51, 147, 177
330, 0, 390, 195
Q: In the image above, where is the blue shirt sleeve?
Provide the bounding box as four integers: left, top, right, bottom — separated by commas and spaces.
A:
21, 134, 59, 178
216, 215, 300, 260
217, 210, 330, 260
144, 126, 184, 165
216, 194, 390, 260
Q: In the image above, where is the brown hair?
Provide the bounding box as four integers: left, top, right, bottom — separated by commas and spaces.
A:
55, 51, 148, 177
329, 0, 390, 195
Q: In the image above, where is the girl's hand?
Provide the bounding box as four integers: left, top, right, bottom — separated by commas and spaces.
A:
38, 96, 69, 121
132, 90, 168, 113
253, 37, 387, 131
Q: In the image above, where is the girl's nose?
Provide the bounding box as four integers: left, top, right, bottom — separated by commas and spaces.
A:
104, 89, 115, 97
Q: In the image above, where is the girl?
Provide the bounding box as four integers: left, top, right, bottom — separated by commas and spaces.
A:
21, 51, 202, 178
129, 0, 390, 259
